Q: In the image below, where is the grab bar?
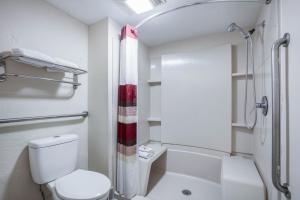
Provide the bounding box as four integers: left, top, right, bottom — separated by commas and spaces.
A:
271, 33, 291, 199
0, 111, 88, 124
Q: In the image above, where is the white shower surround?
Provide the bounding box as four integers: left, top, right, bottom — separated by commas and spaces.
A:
161, 44, 232, 152
145, 31, 254, 155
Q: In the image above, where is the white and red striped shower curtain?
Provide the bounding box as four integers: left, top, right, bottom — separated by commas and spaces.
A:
117, 25, 138, 198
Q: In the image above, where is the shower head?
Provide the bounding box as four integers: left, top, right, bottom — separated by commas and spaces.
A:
227, 23, 249, 39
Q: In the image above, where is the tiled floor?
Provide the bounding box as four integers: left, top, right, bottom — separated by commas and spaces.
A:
135, 172, 221, 200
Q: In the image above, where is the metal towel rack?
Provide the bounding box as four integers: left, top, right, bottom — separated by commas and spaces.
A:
0, 111, 88, 124
271, 33, 291, 199
0, 55, 87, 89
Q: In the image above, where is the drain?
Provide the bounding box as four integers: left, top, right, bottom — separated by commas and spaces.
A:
182, 189, 192, 196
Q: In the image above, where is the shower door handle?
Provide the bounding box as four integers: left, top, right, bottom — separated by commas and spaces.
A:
271, 33, 291, 199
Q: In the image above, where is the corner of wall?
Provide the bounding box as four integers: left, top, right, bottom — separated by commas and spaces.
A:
88, 17, 110, 175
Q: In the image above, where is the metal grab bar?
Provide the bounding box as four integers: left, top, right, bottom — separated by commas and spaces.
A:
271, 33, 291, 199
0, 111, 88, 124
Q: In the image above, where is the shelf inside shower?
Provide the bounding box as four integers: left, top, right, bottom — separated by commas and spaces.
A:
232, 73, 253, 78
147, 117, 161, 122
232, 123, 248, 128
148, 80, 161, 85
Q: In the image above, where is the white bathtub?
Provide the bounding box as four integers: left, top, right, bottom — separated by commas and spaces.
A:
146, 144, 265, 200
151, 144, 229, 184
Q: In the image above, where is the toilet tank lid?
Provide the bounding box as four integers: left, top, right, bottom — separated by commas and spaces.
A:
28, 135, 78, 149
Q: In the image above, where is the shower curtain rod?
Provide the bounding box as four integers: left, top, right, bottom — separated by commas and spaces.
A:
135, 0, 271, 29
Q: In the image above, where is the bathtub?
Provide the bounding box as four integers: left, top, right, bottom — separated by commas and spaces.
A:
146, 144, 265, 200
150, 144, 229, 184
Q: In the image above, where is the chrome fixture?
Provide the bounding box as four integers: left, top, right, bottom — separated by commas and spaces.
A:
271, 33, 291, 199
227, 22, 257, 129
227, 23, 250, 39
0, 111, 88, 124
256, 96, 268, 116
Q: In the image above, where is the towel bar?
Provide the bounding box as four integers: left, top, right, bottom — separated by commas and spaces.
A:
0, 73, 81, 86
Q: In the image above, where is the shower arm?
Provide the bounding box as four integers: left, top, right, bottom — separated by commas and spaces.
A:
135, 0, 271, 29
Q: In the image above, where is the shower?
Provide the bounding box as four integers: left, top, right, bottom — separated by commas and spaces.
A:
227, 22, 257, 129
227, 23, 250, 39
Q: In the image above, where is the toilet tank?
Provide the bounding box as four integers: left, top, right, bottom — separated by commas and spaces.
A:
28, 135, 79, 184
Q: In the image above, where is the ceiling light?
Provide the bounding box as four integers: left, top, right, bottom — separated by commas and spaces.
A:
122, 0, 166, 14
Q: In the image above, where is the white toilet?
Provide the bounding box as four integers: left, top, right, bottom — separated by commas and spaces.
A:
28, 134, 111, 200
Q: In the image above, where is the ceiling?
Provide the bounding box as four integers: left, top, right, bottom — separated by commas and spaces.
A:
45, 0, 264, 46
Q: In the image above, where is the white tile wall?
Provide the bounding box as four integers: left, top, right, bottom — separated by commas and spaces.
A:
147, 32, 254, 154
138, 42, 151, 145
149, 57, 162, 141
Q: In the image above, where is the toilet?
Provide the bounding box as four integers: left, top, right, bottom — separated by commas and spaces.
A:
28, 135, 111, 200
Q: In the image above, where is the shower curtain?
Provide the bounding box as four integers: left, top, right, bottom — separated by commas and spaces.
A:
117, 25, 138, 198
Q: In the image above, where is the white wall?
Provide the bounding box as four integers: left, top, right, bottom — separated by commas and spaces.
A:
147, 32, 253, 154
0, 0, 88, 200
88, 18, 109, 175
281, 0, 300, 199
88, 18, 121, 180
160, 45, 232, 152
138, 42, 151, 145
252, 1, 280, 199
108, 18, 122, 187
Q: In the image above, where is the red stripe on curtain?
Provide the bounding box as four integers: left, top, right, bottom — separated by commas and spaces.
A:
121, 24, 138, 40
118, 122, 137, 146
119, 85, 137, 107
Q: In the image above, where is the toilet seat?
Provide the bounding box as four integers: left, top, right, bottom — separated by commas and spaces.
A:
55, 169, 111, 200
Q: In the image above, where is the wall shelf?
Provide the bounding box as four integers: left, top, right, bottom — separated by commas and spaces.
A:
147, 80, 161, 85
232, 73, 253, 78
0, 49, 87, 89
147, 117, 161, 122
232, 123, 248, 128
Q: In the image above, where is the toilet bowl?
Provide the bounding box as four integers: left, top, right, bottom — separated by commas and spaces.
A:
47, 170, 111, 200
28, 135, 111, 200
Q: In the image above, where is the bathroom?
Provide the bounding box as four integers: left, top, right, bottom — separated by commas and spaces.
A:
0, 0, 299, 200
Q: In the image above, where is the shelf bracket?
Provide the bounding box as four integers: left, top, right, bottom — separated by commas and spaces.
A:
73, 74, 79, 89
0, 61, 7, 82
